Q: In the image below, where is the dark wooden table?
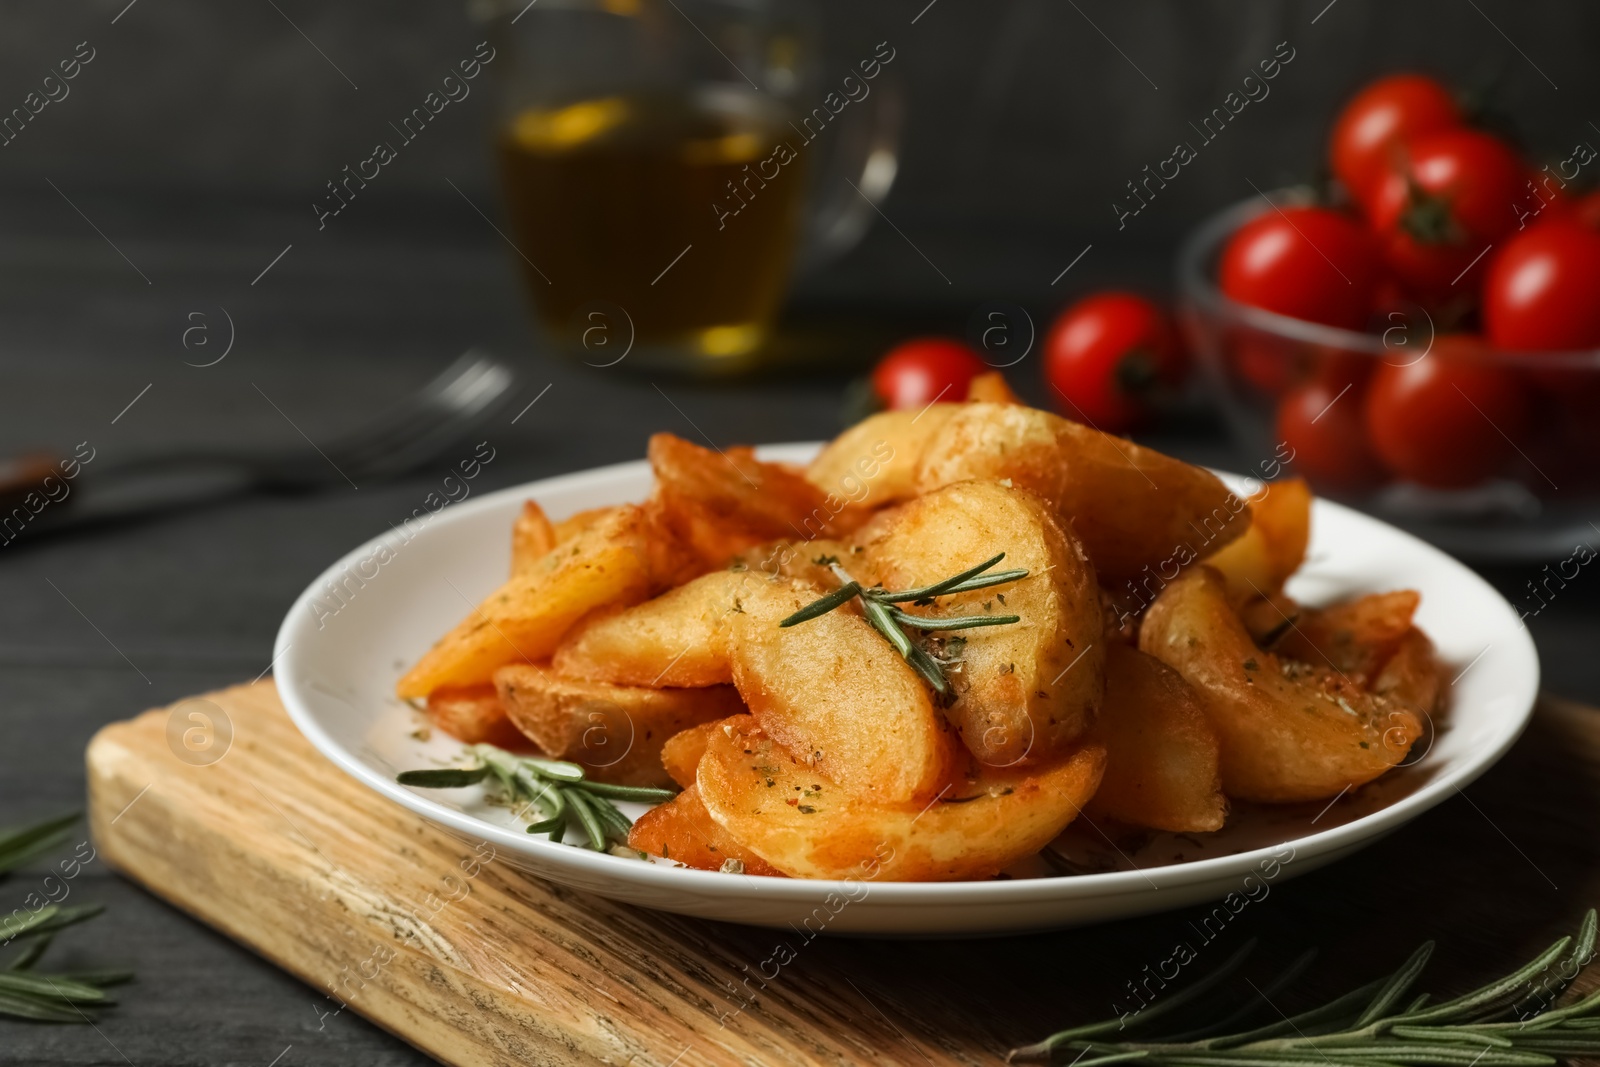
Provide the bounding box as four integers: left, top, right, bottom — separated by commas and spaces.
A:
2, 188, 1597, 1066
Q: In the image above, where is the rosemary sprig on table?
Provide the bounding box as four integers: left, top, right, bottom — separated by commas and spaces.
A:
780, 552, 1027, 695
1011, 908, 1600, 1066
398, 744, 677, 853
0, 813, 132, 1023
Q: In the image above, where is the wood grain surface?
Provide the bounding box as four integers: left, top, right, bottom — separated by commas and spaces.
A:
86, 681, 1600, 1067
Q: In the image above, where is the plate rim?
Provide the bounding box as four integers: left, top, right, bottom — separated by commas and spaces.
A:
274, 444, 1541, 906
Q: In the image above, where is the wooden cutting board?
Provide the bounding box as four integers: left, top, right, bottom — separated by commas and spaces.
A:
86, 682, 1600, 1067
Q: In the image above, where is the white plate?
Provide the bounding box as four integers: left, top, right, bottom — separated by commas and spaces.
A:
274, 445, 1539, 936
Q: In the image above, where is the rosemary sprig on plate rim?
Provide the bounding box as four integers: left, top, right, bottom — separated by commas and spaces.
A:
1010, 908, 1600, 1066
0, 813, 133, 1023
780, 552, 1028, 695
398, 744, 677, 854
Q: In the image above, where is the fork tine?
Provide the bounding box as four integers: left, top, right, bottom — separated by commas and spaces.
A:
337, 355, 517, 480
322, 352, 500, 467
326, 352, 515, 475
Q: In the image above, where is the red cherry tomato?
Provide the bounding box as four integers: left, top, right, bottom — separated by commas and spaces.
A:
870, 338, 987, 410
1042, 291, 1185, 431
1329, 73, 1461, 207
1218, 206, 1382, 330
1364, 335, 1530, 489
1277, 379, 1386, 493
1483, 220, 1600, 351
1368, 129, 1526, 299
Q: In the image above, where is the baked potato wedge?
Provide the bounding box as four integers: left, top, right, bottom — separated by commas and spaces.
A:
1271, 590, 1420, 682
1084, 645, 1226, 832
855, 480, 1104, 766
915, 404, 1251, 585
727, 577, 959, 805
628, 782, 784, 876
1139, 567, 1422, 803
804, 405, 960, 512
510, 500, 558, 576
966, 371, 1023, 405
1373, 627, 1442, 719
697, 716, 1105, 881
660, 720, 721, 790
552, 570, 744, 688
651, 433, 836, 543
424, 685, 527, 748
396, 504, 687, 699
1204, 477, 1312, 603
492, 664, 744, 788
551, 505, 620, 546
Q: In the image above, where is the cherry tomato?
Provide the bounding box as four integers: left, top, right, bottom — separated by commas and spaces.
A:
1218, 206, 1382, 330
1329, 73, 1461, 207
1364, 335, 1530, 489
1042, 291, 1184, 431
870, 338, 986, 410
1368, 128, 1526, 299
1277, 379, 1386, 493
1483, 220, 1600, 351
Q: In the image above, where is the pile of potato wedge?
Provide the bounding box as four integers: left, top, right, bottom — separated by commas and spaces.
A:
397, 386, 1442, 882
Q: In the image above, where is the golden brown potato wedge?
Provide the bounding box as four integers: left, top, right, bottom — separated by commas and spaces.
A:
855, 481, 1104, 766
966, 371, 1022, 405
660, 720, 721, 790
493, 664, 744, 788
728, 539, 852, 587
697, 716, 1105, 881
551, 505, 619, 546
1205, 478, 1312, 603
1139, 567, 1421, 803
1373, 627, 1442, 719
424, 685, 528, 748
805, 406, 960, 512
915, 404, 1251, 587
396, 505, 686, 699
510, 500, 559, 576
1272, 591, 1420, 682
1084, 645, 1226, 832
727, 577, 960, 805
651, 433, 836, 543
628, 783, 784, 876
552, 570, 746, 688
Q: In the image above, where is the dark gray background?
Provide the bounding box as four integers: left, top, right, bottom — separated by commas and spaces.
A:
1, 1, 1597, 1064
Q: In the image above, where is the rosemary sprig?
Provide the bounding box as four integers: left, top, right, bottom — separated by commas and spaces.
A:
779, 553, 1027, 695
1010, 909, 1600, 1067
398, 744, 678, 853
0, 813, 132, 1024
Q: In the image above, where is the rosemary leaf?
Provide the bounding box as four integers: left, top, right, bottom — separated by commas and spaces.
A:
566, 790, 611, 852
0, 986, 86, 1023
0, 971, 106, 1004
780, 581, 863, 627
56, 969, 134, 988
889, 608, 1022, 631
574, 782, 679, 803
6, 933, 52, 971
396, 766, 489, 788
1, 903, 104, 943
0, 812, 81, 877
875, 552, 1009, 603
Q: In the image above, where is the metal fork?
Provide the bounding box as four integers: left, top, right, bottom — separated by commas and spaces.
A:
0, 350, 519, 546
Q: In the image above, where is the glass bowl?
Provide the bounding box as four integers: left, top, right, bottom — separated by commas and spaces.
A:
1176, 189, 1600, 562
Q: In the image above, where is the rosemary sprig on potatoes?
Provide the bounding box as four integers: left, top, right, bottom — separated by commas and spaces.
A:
398, 745, 677, 853
1011, 909, 1600, 1066
779, 552, 1028, 695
